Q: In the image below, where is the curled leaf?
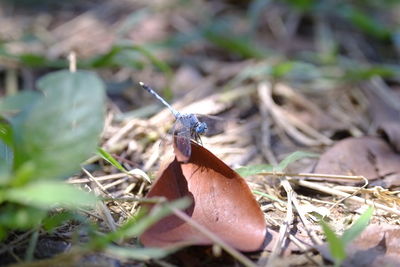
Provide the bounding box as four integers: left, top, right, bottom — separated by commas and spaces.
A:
140, 142, 267, 252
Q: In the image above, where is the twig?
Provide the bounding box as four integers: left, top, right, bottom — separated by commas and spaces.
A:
68, 173, 129, 184
289, 186, 323, 246
294, 179, 400, 216
0, 230, 34, 256
266, 178, 294, 266
325, 174, 369, 217
258, 82, 332, 146
257, 82, 278, 165
105, 119, 137, 148
260, 171, 365, 182
82, 168, 130, 218
103, 177, 129, 190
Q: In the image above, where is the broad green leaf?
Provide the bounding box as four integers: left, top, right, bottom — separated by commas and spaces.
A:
0, 91, 40, 117
341, 207, 374, 245
5, 181, 98, 209
97, 147, 128, 173
276, 151, 319, 172
235, 164, 274, 178
11, 161, 35, 186
320, 220, 346, 266
12, 70, 105, 181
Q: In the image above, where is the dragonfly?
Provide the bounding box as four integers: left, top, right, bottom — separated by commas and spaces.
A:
139, 82, 208, 161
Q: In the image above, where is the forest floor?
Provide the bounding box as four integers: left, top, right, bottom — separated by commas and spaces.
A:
1, 0, 400, 266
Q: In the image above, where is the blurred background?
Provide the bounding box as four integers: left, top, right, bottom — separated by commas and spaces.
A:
2, 1, 400, 266
1, 0, 400, 166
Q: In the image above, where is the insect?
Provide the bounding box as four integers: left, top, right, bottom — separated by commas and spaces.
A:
139, 82, 208, 160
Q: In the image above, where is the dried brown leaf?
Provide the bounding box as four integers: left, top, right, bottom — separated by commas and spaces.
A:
313, 137, 400, 187
140, 142, 267, 252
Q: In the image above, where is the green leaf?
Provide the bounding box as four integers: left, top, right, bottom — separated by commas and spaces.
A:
0, 122, 13, 146
320, 220, 346, 266
275, 151, 319, 172
271, 61, 295, 78
5, 181, 98, 209
253, 190, 286, 204
0, 203, 46, 230
42, 211, 85, 232
87, 44, 172, 79
93, 197, 191, 247
203, 19, 267, 59
235, 164, 274, 178
284, 0, 314, 12
341, 6, 391, 40
88, 46, 126, 68
18, 53, 66, 69
97, 147, 127, 173
204, 31, 265, 59
341, 206, 374, 245
344, 66, 396, 81
0, 91, 40, 118
97, 148, 151, 183
235, 151, 318, 177
131, 45, 172, 78
123, 198, 191, 238
0, 122, 13, 181
12, 70, 105, 181
0, 139, 13, 181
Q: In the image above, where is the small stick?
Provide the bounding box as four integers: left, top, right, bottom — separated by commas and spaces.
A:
260, 172, 365, 182
295, 179, 400, 216
68, 173, 128, 184
82, 168, 130, 218
266, 178, 294, 266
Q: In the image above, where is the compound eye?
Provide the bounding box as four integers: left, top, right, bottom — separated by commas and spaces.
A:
197, 123, 207, 133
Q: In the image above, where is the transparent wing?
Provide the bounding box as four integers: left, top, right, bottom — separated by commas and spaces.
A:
195, 114, 228, 136
172, 118, 192, 161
